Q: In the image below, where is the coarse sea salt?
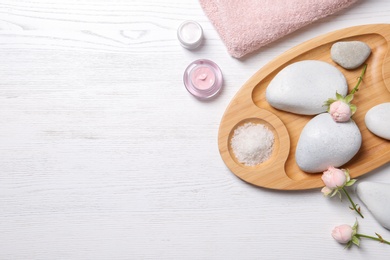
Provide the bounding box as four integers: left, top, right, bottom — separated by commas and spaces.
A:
230, 122, 274, 166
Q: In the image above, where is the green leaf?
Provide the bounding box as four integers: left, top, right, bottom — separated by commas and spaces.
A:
330, 189, 339, 198
344, 170, 351, 182
344, 168, 351, 177
337, 190, 342, 200
345, 94, 354, 103
350, 104, 357, 115
352, 236, 360, 247
323, 98, 336, 110
345, 241, 353, 249
336, 92, 343, 100
352, 220, 359, 231
346, 179, 357, 187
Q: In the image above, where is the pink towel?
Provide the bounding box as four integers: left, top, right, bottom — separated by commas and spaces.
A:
199, 0, 359, 58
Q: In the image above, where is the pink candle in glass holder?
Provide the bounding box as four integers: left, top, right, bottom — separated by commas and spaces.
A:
191, 66, 216, 90
183, 59, 223, 99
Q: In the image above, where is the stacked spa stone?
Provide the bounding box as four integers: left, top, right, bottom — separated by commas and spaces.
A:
356, 181, 390, 230
365, 103, 390, 140
331, 42, 390, 231
266, 41, 376, 173
331, 41, 371, 69
265, 40, 390, 231
266, 60, 362, 173
331, 41, 390, 141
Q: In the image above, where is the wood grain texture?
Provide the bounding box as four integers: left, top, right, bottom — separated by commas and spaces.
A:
219, 24, 390, 190
1, 0, 390, 259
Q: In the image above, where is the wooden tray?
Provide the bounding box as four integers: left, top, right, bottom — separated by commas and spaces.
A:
218, 24, 390, 190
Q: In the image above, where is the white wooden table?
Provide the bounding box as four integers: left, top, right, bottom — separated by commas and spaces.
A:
1, 0, 390, 259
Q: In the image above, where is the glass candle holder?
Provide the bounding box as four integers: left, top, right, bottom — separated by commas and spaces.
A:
183, 59, 223, 99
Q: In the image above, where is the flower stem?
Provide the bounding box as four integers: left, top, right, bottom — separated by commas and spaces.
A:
350, 64, 367, 95
341, 187, 364, 218
356, 234, 390, 245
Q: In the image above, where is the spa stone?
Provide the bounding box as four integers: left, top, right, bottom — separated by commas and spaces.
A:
331, 41, 371, 69
266, 60, 348, 115
365, 102, 390, 140
356, 182, 390, 230
296, 113, 362, 173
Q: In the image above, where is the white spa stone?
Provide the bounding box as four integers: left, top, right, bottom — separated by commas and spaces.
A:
266, 60, 348, 115
356, 182, 390, 230
365, 102, 390, 140
296, 113, 362, 173
331, 41, 371, 69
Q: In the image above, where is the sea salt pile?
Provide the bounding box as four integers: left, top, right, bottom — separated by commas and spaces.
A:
230, 122, 274, 166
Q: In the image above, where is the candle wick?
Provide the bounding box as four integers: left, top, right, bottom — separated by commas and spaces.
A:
198, 73, 207, 81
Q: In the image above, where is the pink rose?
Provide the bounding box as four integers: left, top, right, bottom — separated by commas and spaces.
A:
329, 100, 352, 122
321, 166, 347, 189
332, 224, 353, 244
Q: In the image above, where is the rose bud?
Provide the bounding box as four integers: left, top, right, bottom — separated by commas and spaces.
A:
332, 224, 354, 244
321, 166, 347, 189
329, 100, 352, 122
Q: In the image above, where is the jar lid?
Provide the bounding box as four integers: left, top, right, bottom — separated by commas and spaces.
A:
183, 59, 223, 99
177, 21, 203, 50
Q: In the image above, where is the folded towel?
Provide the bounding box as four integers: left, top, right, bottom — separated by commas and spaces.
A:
199, 0, 359, 58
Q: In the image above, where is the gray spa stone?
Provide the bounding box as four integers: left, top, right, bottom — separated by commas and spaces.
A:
296, 113, 362, 173
266, 60, 348, 115
331, 41, 371, 69
365, 102, 390, 140
356, 182, 390, 230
